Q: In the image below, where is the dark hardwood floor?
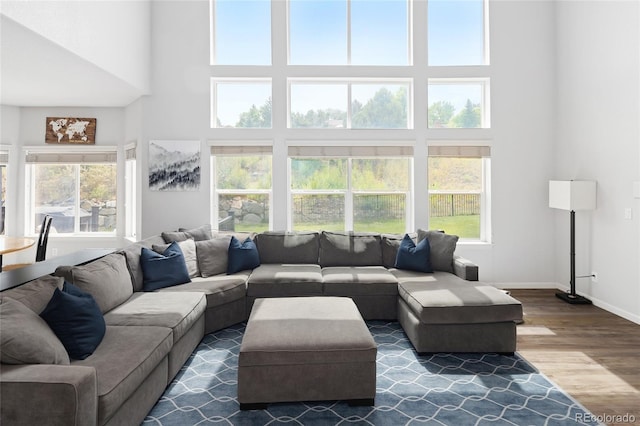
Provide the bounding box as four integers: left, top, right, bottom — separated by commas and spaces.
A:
509, 289, 640, 426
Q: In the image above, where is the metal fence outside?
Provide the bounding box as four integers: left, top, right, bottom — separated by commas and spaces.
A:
291, 192, 481, 223
429, 192, 481, 217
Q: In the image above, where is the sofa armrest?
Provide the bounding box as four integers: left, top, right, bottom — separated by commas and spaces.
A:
1, 364, 97, 426
453, 255, 479, 281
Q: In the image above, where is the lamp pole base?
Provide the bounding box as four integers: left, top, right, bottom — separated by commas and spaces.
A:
555, 291, 592, 305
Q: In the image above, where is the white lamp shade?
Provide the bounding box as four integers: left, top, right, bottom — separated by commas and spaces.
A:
549, 180, 597, 211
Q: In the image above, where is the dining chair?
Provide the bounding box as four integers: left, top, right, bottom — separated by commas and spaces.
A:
2, 215, 53, 271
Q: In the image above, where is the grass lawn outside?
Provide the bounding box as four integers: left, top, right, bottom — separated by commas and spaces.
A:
234, 215, 479, 239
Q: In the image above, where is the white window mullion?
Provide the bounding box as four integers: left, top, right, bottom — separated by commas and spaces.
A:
25, 165, 35, 235
345, 158, 353, 231
346, 0, 352, 64
74, 165, 81, 233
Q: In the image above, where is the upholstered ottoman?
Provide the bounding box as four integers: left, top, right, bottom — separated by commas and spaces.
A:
238, 297, 377, 409
397, 278, 523, 354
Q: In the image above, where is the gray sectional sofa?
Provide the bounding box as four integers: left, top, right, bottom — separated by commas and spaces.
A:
0, 227, 523, 426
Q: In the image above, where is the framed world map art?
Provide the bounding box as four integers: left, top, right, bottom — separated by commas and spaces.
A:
46, 117, 97, 144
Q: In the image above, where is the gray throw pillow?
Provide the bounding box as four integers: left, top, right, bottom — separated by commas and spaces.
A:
417, 229, 459, 273
319, 231, 383, 267
55, 253, 133, 314
196, 236, 232, 277
254, 232, 319, 264
1, 275, 64, 314
163, 224, 213, 242
0, 297, 70, 365
153, 238, 200, 278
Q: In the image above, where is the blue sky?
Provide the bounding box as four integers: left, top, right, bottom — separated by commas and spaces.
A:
214, 0, 484, 66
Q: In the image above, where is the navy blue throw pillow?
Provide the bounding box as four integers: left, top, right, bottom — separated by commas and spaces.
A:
394, 234, 433, 273
227, 236, 260, 274
40, 282, 106, 360
141, 241, 191, 291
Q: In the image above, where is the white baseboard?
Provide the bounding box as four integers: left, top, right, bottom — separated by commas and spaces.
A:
588, 295, 640, 325
489, 281, 640, 326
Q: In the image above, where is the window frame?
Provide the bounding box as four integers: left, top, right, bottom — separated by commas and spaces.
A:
427, 0, 490, 66
210, 143, 274, 232
427, 78, 491, 129
287, 78, 414, 129
287, 0, 412, 66
209, 0, 272, 65
211, 78, 273, 129
427, 145, 491, 242
288, 145, 414, 232
23, 146, 119, 237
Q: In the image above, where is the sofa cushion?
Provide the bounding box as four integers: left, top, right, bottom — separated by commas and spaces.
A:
40, 283, 106, 360
0, 274, 63, 313
322, 266, 399, 296
398, 279, 523, 324
104, 292, 206, 344
141, 242, 191, 291
158, 273, 249, 308
227, 236, 260, 274
254, 232, 319, 264
72, 325, 173, 426
119, 235, 165, 292
162, 224, 213, 242
0, 297, 70, 365
417, 229, 459, 273
55, 253, 133, 314
247, 264, 323, 297
153, 238, 199, 278
195, 236, 232, 277
319, 231, 383, 267
395, 234, 433, 273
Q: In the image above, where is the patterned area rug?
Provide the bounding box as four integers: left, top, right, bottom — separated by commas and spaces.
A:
144, 322, 601, 425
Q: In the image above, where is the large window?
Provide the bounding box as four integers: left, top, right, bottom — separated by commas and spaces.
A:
210, 0, 271, 65
289, 0, 410, 65
289, 146, 412, 233
428, 0, 487, 66
212, 146, 272, 232
212, 80, 272, 128
289, 80, 411, 129
24, 149, 117, 235
209, 0, 492, 237
428, 146, 490, 240
428, 79, 490, 128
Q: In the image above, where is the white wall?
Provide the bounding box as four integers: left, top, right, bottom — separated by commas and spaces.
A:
479, 0, 557, 286
140, 0, 214, 237
555, 0, 640, 323
1, 0, 151, 93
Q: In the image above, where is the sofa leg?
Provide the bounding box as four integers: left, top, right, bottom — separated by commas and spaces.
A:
240, 402, 269, 410
347, 398, 374, 407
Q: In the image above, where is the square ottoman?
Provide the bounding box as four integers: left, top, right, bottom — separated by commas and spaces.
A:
397, 280, 523, 354
238, 297, 377, 409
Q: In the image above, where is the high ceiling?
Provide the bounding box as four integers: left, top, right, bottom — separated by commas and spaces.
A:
1, 15, 144, 107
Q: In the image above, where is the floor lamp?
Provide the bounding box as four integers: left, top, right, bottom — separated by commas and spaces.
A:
549, 180, 596, 304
